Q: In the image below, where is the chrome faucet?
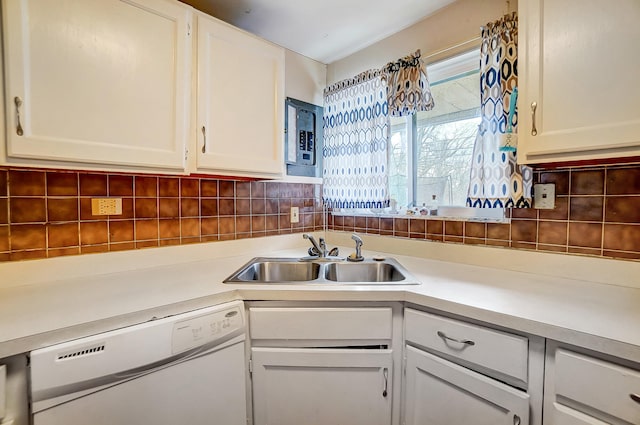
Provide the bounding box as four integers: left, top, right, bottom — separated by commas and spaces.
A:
348, 233, 364, 262
303, 233, 339, 258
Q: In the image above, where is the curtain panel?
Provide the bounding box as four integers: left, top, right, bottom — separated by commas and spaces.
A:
382, 49, 435, 117
322, 70, 390, 208
466, 12, 533, 208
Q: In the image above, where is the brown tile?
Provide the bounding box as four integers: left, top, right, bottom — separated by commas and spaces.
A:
511, 241, 536, 250
135, 198, 157, 218
109, 220, 134, 242
279, 199, 291, 213
343, 216, 355, 230
444, 221, 463, 236
605, 196, 640, 223
537, 244, 567, 253
161, 238, 182, 246
252, 216, 266, 232
570, 196, 604, 222
0, 170, 6, 196
464, 237, 485, 245
10, 250, 46, 261
0, 199, 7, 225
48, 222, 79, 248
159, 198, 180, 218
280, 213, 291, 228
200, 217, 218, 236
9, 170, 45, 196
426, 220, 443, 235
265, 182, 279, 198
219, 217, 235, 234
181, 218, 200, 238
603, 250, 640, 260
48, 247, 80, 258
603, 224, 640, 252
539, 171, 570, 195
80, 221, 108, 245
571, 169, 604, 195
568, 222, 602, 249
265, 215, 278, 231
444, 236, 464, 243
181, 236, 202, 244
279, 183, 293, 198
219, 181, 235, 197
304, 184, 315, 198
302, 213, 314, 229
539, 196, 569, 220
181, 178, 200, 197
486, 239, 509, 247
159, 219, 181, 239
120, 198, 134, 219
606, 167, 640, 195
511, 220, 537, 242
251, 199, 266, 214
136, 240, 159, 249
236, 199, 251, 215
465, 222, 486, 238
81, 244, 109, 254
47, 198, 78, 222
181, 198, 199, 217
538, 221, 568, 245
219, 199, 235, 216
366, 217, 380, 230
266, 199, 279, 214
409, 219, 425, 234
80, 198, 94, 220
135, 219, 159, 240
201, 199, 218, 217
380, 218, 393, 232
109, 242, 135, 252
251, 182, 265, 198
135, 176, 157, 197
10, 198, 46, 223
568, 246, 602, 257
159, 178, 179, 197
394, 218, 408, 233
511, 207, 537, 219
487, 223, 510, 240
79, 174, 107, 196
354, 216, 367, 230
236, 216, 251, 233
108, 175, 133, 196
0, 226, 9, 251
47, 172, 78, 196
201, 179, 218, 197
237, 182, 251, 197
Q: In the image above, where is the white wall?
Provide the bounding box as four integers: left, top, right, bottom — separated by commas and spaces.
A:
327, 0, 515, 84
284, 50, 326, 107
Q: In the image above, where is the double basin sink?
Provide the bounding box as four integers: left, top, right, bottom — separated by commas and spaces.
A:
224, 257, 419, 285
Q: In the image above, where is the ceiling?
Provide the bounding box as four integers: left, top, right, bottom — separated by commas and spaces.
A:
182, 0, 457, 64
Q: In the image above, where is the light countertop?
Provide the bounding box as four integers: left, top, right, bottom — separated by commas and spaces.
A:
1, 233, 639, 362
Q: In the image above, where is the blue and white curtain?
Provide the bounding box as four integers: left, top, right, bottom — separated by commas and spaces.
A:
467, 12, 532, 208
323, 70, 390, 208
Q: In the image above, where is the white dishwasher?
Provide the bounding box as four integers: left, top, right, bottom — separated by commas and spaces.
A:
29, 300, 248, 425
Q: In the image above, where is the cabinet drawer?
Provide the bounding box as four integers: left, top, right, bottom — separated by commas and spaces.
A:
404, 308, 528, 383
554, 349, 640, 424
249, 307, 392, 341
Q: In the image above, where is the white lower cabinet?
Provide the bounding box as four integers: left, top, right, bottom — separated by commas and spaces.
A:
544, 342, 640, 425
404, 345, 529, 425
251, 348, 392, 425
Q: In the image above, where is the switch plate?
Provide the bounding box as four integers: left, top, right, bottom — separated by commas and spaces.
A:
290, 207, 300, 223
91, 198, 122, 216
533, 184, 555, 209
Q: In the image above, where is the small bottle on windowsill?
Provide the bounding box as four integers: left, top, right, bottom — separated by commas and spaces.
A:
427, 195, 438, 216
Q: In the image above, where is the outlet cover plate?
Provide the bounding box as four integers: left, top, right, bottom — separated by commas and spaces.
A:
534, 184, 555, 209
290, 206, 300, 223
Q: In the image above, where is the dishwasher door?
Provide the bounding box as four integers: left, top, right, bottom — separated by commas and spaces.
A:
30, 301, 248, 425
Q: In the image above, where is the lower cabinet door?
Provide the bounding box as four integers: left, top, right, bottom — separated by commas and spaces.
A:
251, 347, 393, 425
404, 345, 529, 425
550, 403, 610, 425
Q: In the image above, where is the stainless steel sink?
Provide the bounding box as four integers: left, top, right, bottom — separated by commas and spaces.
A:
223, 257, 419, 285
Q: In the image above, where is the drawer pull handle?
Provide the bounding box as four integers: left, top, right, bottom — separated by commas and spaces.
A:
14, 96, 24, 136
513, 414, 521, 425
530, 102, 538, 136
437, 331, 475, 346
631, 393, 640, 404
382, 368, 388, 397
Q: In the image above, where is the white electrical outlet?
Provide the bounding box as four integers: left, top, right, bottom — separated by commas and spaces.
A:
533, 183, 555, 209
290, 207, 300, 223
91, 198, 123, 216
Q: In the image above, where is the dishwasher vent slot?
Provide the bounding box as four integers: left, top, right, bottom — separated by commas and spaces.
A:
57, 343, 105, 361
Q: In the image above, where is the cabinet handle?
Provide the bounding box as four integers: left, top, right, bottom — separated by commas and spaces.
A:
382, 368, 388, 398
513, 414, 521, 425
201, 126, 206, 154
14, 96, 24, 136
530, 102, 538, 136
631, 393, 640, 404
437, 331, 475, 346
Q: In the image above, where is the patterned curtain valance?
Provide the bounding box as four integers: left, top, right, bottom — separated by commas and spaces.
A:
382, 50, 435, 117
323, 69, 382, 97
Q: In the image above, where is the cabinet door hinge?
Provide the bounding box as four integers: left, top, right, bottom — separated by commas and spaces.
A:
248, 358, 253, 374
184, 147, 188, 161
187, 24, 191, 36
403, 354, 407, 376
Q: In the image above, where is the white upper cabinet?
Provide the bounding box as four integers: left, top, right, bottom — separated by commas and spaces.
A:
518, 0, 640, 164
195, 14, 285, 178
2, 0, 192, 172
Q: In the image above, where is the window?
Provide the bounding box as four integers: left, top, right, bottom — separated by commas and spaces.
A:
387, 50, 504, 220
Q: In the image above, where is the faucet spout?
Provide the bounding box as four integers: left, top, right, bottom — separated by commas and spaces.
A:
303, 233, 326, 257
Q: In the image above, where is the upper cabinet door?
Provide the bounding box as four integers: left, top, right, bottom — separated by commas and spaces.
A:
196, 15, 284, 178
2, 0, 191, 171
518, 0, 640, 164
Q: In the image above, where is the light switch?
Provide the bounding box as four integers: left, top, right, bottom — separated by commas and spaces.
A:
533, 184, 555, 209
290, 207, 300, 223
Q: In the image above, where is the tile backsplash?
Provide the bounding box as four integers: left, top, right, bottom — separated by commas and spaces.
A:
0, 168, 324, 261
329, 164, 640, 262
